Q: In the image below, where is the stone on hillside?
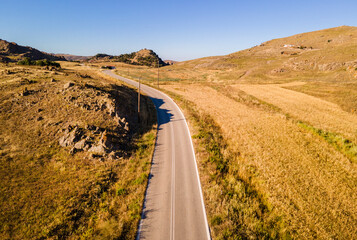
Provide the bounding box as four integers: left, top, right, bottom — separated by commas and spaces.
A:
64, 82, 74, 89
74, 139, 88, 150
59, 126, 83, 147
124, 122, 130, 131
88, 144, 106, 155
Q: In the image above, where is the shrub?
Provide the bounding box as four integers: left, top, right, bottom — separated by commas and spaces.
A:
17, 57, 61, 68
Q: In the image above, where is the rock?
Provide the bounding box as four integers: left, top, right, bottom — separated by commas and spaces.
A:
58, 126, 83, 147
64, 82, 74, 89
124, 122, 130, 131
74, 139, 87, 150
51, 78, 56, 82
88, 145, 106, 154
108, 151, 117, 160
69, 147, 77, 155
85, 124, 96, 130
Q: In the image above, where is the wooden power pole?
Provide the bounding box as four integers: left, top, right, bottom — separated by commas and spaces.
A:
157, 59, 159, 89
138, 76, 141, 122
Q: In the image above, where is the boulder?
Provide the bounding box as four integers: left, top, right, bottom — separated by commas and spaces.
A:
88, 144, 106, 155
59, 126, 83, 147
74, 139, 88, 150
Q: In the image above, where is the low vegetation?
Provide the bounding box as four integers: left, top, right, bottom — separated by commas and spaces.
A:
168, 91, 290, 239
298, 121, 357, 163
17, 57, 61, 68
0, 62, 156, 239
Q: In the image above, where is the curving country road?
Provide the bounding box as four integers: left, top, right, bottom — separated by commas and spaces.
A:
103, 70, 211, 240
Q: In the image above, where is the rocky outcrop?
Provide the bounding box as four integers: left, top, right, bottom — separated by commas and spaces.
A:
57, 82, 143, 159
59, 123, 130, 159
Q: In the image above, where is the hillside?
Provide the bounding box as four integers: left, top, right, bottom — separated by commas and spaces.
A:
0, 61, 156, 239
0, 39, 66, 62
89, 48, 167, 67
172, 26, 357, 82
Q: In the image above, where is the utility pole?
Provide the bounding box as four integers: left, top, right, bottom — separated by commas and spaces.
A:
138, 76, 141, 122
157, 58, 159, 89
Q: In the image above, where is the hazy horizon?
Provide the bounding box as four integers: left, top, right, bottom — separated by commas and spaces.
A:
1, 0, 356, 61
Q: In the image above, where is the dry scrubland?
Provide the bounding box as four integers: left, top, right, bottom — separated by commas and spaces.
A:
0, 62, 156, 239
111, 26, 357, 239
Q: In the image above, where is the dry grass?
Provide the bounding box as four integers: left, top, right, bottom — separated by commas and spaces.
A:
285, 81, 357, 113
233, 82, 357, 142
0, 63, 157, 239
163, 84, 357, 239
77, 26, 357, 239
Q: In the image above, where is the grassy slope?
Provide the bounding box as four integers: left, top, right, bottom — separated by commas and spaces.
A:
0, 63, 156, 239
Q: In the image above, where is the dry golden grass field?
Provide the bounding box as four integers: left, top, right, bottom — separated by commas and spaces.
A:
0, 62, 156, 239
108, 26, 357, 239
1, 25, 356, 240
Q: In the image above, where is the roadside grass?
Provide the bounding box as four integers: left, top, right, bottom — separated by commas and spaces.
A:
0, 63, 157, 239
165, 90, 290, 240
163, 84, 357, 239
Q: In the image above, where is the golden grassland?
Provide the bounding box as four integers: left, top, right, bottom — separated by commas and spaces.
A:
164, 84, 357, 239
0, 62, 156, 239
104, 26, 357, 239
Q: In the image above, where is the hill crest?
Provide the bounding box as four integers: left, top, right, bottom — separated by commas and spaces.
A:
173, 26, 357, 79
89, 48, 167, 67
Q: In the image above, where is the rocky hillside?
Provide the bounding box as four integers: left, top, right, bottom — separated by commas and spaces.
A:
0, 39, 66, 62
0, 62, 156, 239
89, 48, 167, 67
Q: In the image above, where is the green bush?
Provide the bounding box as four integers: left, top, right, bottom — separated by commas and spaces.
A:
17, 57, 61, 68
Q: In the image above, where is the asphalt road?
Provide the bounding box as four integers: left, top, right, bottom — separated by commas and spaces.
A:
103, 70, 211, 240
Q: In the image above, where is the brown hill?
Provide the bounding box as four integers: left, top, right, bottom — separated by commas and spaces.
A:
55, 54, 91, 61
0, 39, 66, 62
173, 25, 357, 81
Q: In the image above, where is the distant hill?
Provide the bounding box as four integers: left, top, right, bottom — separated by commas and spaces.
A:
89, 49, 168, 67
54, 54, 91, 61
0, 39, 66, 62
174, 25, 357, 80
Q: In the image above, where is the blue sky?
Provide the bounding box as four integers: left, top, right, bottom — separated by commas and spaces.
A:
0, 0, 356, 61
